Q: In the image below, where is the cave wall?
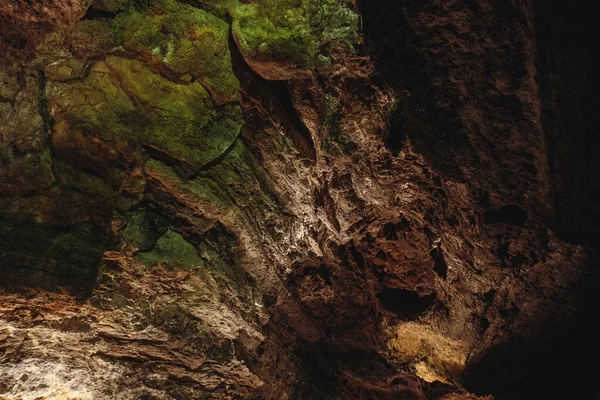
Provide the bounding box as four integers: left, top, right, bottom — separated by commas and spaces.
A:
1, 0, 598, 399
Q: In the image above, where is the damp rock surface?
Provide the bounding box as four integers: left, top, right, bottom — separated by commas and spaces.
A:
1, 0, 598, 399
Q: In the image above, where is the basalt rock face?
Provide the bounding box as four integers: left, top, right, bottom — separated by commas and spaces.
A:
0, 0, 598, 399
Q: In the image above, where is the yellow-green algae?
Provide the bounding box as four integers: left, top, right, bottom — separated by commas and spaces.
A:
39, 0, 240, 103
47, 56, 242, 169
137, 229, 204, 268
231, 0, 359, 67
88, 0, 359, 73
113, 0, 240, 103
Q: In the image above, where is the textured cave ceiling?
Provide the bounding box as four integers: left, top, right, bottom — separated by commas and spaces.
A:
0, 0, 598, 399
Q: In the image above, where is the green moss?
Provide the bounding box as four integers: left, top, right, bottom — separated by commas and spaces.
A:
34, 18, 117, 64
143, 155, 270, 304
112, 0, 240, 103
37, 0, 240, 102
231, 0, 358, 68
0, 73, 55, 195
146, 157, 238, 214
0, 64, 20, 99
137, 229, 204, 268
47, 57, 242, 169
44, 58, 88, 81
70, 19, 119, 57
33, 32, 72, 67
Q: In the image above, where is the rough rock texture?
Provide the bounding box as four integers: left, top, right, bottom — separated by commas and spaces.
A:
1, 0, 598, 399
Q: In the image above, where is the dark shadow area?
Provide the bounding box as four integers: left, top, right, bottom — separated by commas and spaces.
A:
293, 340, 343, 400
361, 0, 600, 398
268, 80, 317, 161
429, 246, 448, 279
483, 205, 528, 226
386, 106, 405, 155
359, 0, 472, 182
535, 0, 600, 243
376, 287, 435, 319
464, 271, 600, 400
81, 7, 118, 20
382, 222, 398, 240
0, 219, 112, 294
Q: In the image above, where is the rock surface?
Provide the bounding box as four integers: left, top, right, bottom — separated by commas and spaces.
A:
1, 0, 598, 399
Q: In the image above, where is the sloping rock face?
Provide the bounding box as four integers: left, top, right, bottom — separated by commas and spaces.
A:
0, 0, 598, 399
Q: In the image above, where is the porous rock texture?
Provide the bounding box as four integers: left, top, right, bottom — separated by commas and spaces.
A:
1, 0, 598, 399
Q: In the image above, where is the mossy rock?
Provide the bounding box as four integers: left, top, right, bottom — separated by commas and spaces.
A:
137, 229, 204, 268
37, 0, 240, 102
121, 208, 169, 251
0, 73, 55, 195
44, 58, 88, 81
70, 19, 120, 57
230, 0, 359, 79
113, 0, 240, 103
47, 56, 242, 170
0, 64, 21, 99
201, 138, 283, 212
34, 18, 117, 65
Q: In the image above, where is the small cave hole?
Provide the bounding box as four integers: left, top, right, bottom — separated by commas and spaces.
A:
512, 254, 528, 267
497, 242, 510, 259
257, 343, 265, 357
385, 110, 405, 155
478, 190, 490, 208
392, 377, 408, 386
376, 288, 436, 319
483, 289, 496, 303
521, 161, 537, 174
479, 316, 490, 333
12, 37, 27, 50
348, 245, 366, 269
468, 215, 477, 226
429, 246, 448, 279
10, 144, 27, 158
81, 7, 118, 20
483, 205, 528, 226
446, 215, 458, 226
304, 265, 332, 286
262, 293, 276, 309
382, 223, 398, 240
